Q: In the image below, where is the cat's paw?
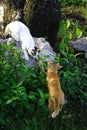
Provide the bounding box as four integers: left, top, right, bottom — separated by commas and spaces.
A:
51, 110, 59, 118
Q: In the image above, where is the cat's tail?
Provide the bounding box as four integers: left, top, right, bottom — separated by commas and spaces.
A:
5, 24, 10, 35
48, 97, 60, 118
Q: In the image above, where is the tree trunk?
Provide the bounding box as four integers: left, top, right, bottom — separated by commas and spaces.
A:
3, 0, 61, 46
24, 0, 61, 46
3, 0, 26, 25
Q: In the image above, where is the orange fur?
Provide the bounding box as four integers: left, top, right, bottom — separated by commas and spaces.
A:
46, 61, 64, 118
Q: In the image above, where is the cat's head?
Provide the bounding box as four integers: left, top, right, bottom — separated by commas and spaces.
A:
56, 63, 63, 70
28, 47, 40, 60
47, 61, 63, 71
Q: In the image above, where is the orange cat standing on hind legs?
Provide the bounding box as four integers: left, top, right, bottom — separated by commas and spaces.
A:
46, 61, 64, 118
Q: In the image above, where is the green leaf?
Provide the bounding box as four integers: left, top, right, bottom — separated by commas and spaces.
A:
28, 92, 37, 101
76, 27, 82, 38
68, 32, 72, 39
37, 88, 44, 98
6, 97, 18, 105
66, 19, 71, 29
38, 98, 45, 106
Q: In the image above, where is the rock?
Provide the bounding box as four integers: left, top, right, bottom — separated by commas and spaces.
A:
0, 37, 56, 66
0, 39, 5, 44
34, 38, 56, 61
69, 37, 87, 59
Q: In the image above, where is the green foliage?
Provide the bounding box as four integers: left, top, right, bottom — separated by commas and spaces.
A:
0, 43, 49, 127
0, 40, 87, 129
55, 5, 87, 129
59, 19, 83, 42
58, 0, 87, 6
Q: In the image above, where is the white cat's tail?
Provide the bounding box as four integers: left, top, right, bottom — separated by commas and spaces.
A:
4, 24, 10, 35
3, 24, 10, 39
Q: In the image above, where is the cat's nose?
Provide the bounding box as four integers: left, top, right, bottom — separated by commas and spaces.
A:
28, 48, 39, 60
30, 49, 36, 56
30, 47, 39, 56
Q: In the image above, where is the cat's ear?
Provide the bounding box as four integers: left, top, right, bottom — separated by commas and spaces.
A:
48, 61, 53, 65
56, 63, 63, 70
59, 65, 63, 69
58, 65, 63, 70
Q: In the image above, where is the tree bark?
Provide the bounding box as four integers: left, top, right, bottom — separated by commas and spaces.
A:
3, 0, 26, 25
24, 0, 61, 46
3, 0, 61, 46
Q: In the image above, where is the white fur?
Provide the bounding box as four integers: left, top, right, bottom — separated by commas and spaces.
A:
5, 21, 37, 60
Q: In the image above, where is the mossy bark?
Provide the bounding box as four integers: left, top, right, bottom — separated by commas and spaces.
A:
3, 0, 26, 25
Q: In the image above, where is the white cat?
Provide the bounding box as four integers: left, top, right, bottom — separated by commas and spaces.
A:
4, 21, 38, 60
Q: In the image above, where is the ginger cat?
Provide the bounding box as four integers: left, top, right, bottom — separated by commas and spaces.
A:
46, 61, 64, 118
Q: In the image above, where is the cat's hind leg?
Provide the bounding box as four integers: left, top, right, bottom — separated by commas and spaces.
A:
49, 97, 59, 118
